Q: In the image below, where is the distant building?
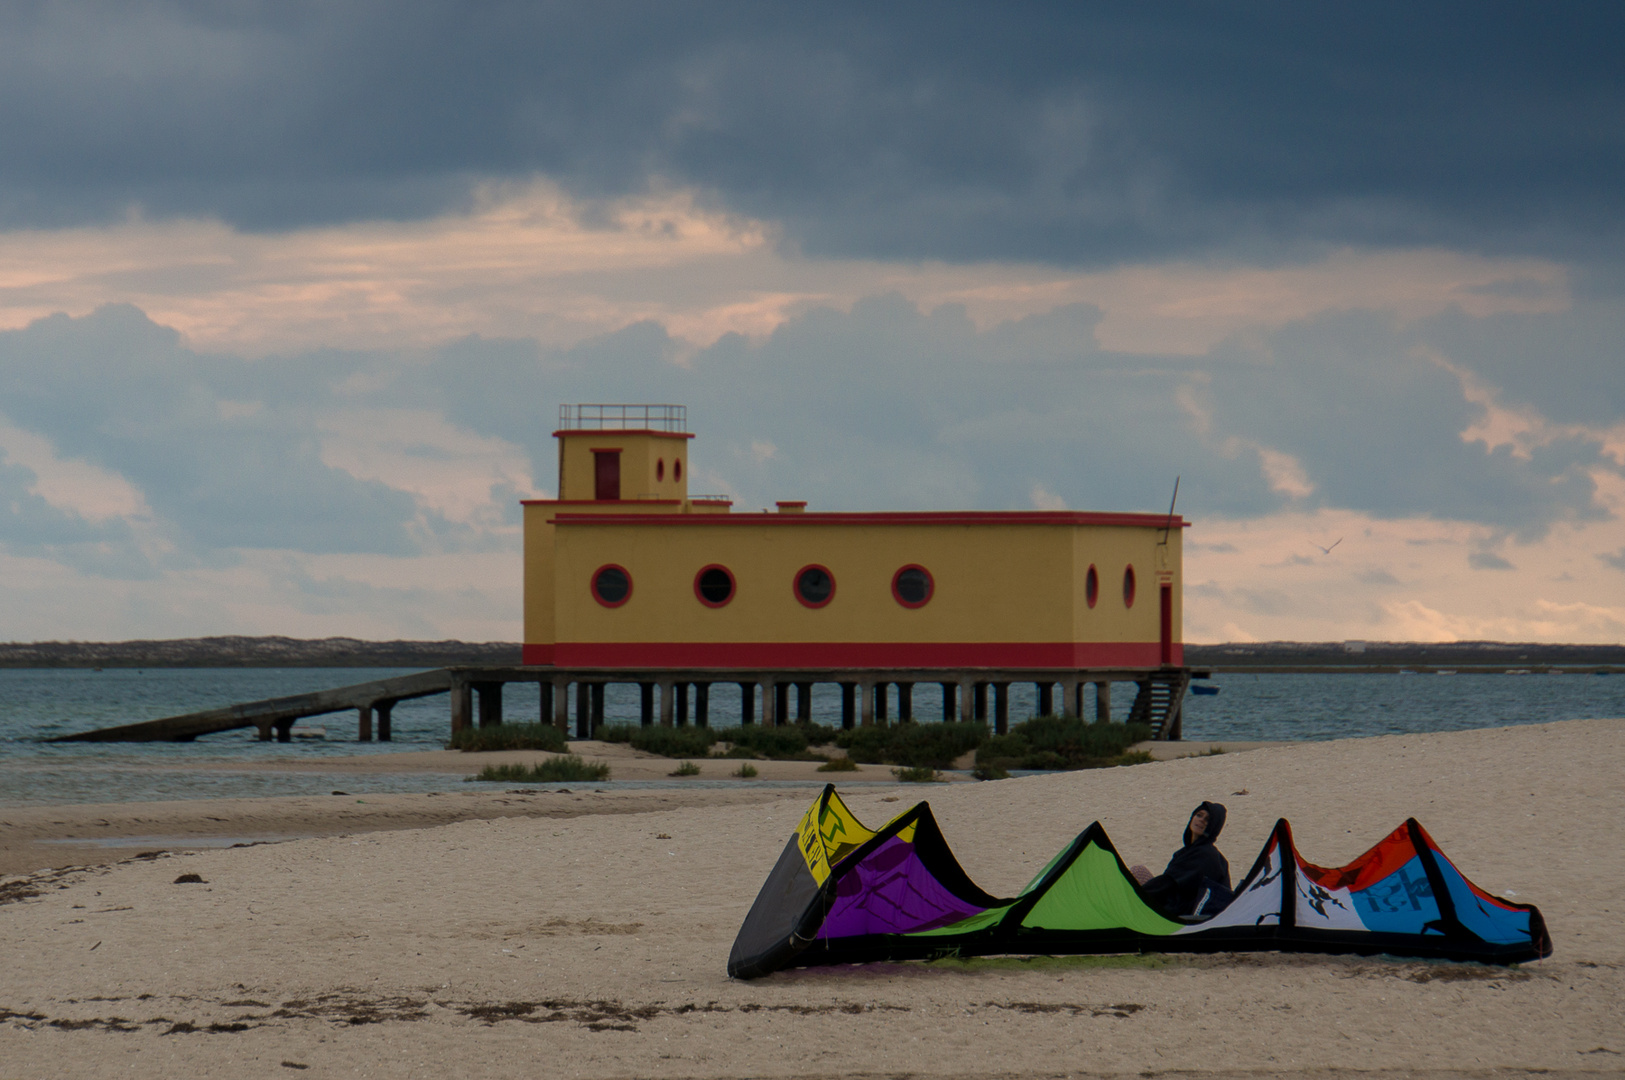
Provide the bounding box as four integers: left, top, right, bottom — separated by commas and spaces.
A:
522, 404, 1186, 672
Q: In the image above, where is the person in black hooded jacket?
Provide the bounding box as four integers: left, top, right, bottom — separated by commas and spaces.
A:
1131, 802, 1232, 921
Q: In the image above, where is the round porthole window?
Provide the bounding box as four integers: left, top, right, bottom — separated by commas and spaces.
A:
591, 564, 632, 607
694, 564, 735, 607
1086, 564, 1099, 609
892, 565, 933, 608
794, 564, 835, 608
656, 458, 665, 481
1123, 565, 1136, 608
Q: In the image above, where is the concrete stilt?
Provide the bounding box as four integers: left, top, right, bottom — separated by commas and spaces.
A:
875, 682, 888, 724
695, 682, 709, 727
576, 682, 591, 738
275, 719, 294, 743
450, 682, 473, 735
841, 683, 856, 729
941, 682, 955, 721
553, 679, 570, 732
659, 680, 675, 726
538, 683, 552, 726
641, 682, 655, 725
739, 682, 755, 725
376, 700, 394, 742
994, 683, 1009, 734
974, 682, 988, 721
590, 683, 604, 734
860, 681, 876, 726
760, 679, 776, 726
1096, 680, 1112, 722
357, 705, 373, 742
477, 682, 503, 728
959, 677, 975, 722
676, 682, 689, 726
1037, 682, 1053, 716
796, 682, 812, 722
897, 682, 913, 721
774, 682, 789, 727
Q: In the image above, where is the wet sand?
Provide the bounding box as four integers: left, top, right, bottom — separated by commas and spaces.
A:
1, 719, 1619, 1079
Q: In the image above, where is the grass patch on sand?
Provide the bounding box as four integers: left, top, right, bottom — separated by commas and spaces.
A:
816, 756, 859, 772
836, 721, 988, 769
975, 716, 1154, 772
601, 721, 835, 760
891, 765, 943, 783
670, 760, 702, 776
447, 723, 567, 753
732, 763, 759, 778
466, 757, 610, 783
600, 724, 717, 758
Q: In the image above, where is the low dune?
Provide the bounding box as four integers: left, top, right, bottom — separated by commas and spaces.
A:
1, 718, 1619, 1079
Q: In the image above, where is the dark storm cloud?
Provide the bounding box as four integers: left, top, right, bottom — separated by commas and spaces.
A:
0, 2, 1620, 264
0, 305, 423, 562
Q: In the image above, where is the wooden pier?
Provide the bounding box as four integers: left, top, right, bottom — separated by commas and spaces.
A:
49, 665, 1194, 743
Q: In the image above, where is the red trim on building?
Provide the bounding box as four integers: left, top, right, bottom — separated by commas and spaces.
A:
541, 640, 1181, 669
549, 511, 1190, 528
523, 643, 555, 665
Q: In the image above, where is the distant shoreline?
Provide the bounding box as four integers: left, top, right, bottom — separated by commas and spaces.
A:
0, 635, 1621, 670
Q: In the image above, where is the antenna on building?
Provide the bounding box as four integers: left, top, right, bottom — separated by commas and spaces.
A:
1159, 476, 1180, 546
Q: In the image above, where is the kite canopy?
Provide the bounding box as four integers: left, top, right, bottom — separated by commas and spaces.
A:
727, 785, 1551, 979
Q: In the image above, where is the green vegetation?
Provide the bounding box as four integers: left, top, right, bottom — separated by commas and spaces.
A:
975, 716, 1155, 771
670, 760, 702, 776
600, 723, 719, 758
732, 763, 759, 778
447, 723, 566, 753
599, 721, 836, 760
972, 764, 1010, 781
891, 765, 943, 783
816, 755, 859, 772
835, 721, 988, 769
466, 757, 610, 783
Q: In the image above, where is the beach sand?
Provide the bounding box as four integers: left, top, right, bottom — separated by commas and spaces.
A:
1, 718, 1619, 1078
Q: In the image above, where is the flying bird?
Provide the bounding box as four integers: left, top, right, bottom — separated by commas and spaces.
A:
1316, 538, 1343, 555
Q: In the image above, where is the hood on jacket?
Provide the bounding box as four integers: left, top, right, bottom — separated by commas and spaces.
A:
1183, 801, 1226, 847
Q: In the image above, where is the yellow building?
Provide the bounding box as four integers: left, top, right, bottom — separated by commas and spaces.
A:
523, 405, 1185, 673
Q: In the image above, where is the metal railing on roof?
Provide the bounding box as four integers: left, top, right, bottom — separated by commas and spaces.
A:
557, 404, 688, 432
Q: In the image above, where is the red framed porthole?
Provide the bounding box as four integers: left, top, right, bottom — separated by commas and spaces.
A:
891, 564, 934, 608
793, 564, 835, 608
656, 458, 665, 481
674, 459, 683, 481
591, 564, 632, 608
693, 564, 736, 608
1085, 564, 1099, 609
1123, 564, 1136, 608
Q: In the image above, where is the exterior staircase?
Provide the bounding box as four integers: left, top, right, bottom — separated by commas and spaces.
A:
1128, 669, 1192, 740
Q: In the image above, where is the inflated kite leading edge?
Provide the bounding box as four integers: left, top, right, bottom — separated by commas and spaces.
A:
726, 785, 1552, 979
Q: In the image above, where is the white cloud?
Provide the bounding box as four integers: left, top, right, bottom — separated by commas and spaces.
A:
0, 419, 150, 524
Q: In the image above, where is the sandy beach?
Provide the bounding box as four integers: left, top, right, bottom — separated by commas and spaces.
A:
1, 718, 1620, 1079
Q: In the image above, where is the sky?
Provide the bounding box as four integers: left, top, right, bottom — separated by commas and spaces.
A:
0, 2, 1622, 644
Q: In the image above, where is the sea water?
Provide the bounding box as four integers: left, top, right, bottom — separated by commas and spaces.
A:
0, 667, 1620, 806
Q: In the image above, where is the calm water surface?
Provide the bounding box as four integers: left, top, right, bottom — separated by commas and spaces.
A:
0, 667, 1619, 806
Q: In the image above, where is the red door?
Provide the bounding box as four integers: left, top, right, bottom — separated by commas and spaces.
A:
1159, 583, 1173, 666
593, 451, 621, 501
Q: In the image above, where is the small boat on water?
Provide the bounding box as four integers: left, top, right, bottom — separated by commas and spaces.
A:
1189, 683, 1220, 696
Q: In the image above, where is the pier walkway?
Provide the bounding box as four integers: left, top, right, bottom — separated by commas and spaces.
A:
49, 665, 1193, 743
